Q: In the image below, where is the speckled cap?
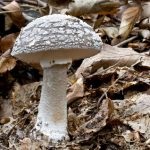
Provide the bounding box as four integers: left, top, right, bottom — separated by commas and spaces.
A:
11, 14, 102, 63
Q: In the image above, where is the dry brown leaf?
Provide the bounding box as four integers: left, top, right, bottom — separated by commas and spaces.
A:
128, 42, 149, 52
118, 92, 150, 139
93, 15, 105, 29
5, 14, 14, 32
1, 42, 18, 73
68, 108, 82, 135
119, 6, 141, 37
126, 114, 150, 139
12, 82, 41, 116
0, 33, 18, 53
0, 117, 10, 125
67, 0, 120, 16
2, 0, 25, 28
115, 4, 129, 21
0, 98, 12, 122
75, 98, 114, 141
0, 56, 16, 73
0, 48, 16, 73
12, 82, 41, 104
19, 138, 32, 150
140, 57, 150, 69
112, 6, 141, 45
67, 78, 84, 106
99, 27, 119, 38
125, 93, 150, 117
122, 130, 140, 142
76, 44, 148, 78
139, 17, 150, 29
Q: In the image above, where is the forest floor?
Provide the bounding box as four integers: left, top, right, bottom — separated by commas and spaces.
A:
0, 0, 150, 149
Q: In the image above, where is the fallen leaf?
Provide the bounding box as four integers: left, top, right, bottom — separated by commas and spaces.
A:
112, 6, 141, 45
119, 6, 141, 37
139, 17, 150, 29
2, 1, 25, 28
67, 78, 84, 106
122, 130, 140, 142
127, 114, 150, 139
19, 138, 32, 150
67, 0, 120, 16
0, 33, 18, 53
12, 82, 41, 105
0, 117, 10, 125
0, 56, 16, 73
128, 42, 149, 52
0, 98, 12, 122
76, 44, 148, 78
68, 108, 82, 135
99, 27, 119, 38
75, 98, 114, 141
134, 55, 150, 70
119, 93, 150, 139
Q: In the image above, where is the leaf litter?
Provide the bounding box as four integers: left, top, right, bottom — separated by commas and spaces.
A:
0, 0, 150, 149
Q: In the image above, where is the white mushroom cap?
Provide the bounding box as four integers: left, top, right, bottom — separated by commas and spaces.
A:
11, 14, 102, 63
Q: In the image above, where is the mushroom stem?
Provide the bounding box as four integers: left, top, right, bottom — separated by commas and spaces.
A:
35, 64, 68, 141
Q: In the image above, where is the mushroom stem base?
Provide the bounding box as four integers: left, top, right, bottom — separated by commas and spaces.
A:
35, 64, 68, 141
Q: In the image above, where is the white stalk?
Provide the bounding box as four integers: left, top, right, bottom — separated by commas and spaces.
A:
35, 64, 68, 141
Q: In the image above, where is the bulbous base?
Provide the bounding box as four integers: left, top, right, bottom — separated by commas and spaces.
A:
30, 126, 69, 143
35, 118, 69, 142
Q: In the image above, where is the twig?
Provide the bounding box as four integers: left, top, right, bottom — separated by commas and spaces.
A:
96, 59, 122, 74
37, 0, 47, 7
23, 12, 35, 22
97, 60, 129, 108
67, 60, 125, 107
97, 74, 122, 108
116, 35, 138, 47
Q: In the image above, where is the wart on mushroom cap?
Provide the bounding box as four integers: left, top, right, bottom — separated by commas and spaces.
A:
11, 14, 101, 62
11, 14, 102, 142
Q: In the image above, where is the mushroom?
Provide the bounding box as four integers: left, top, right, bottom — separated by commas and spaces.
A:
11, 14, 102, 141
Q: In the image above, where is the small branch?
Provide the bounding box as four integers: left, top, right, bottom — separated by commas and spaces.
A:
97, 60, 127, 108
97, 74, 121, 108
37, 0, 47, 7
115, 35, 138, 47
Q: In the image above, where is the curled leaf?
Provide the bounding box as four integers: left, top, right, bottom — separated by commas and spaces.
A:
76, 44, 148, 78
2, 0, 25, 28
67, 78, 84, 106
0, 56, 16, 73
0, 33, 18, 53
